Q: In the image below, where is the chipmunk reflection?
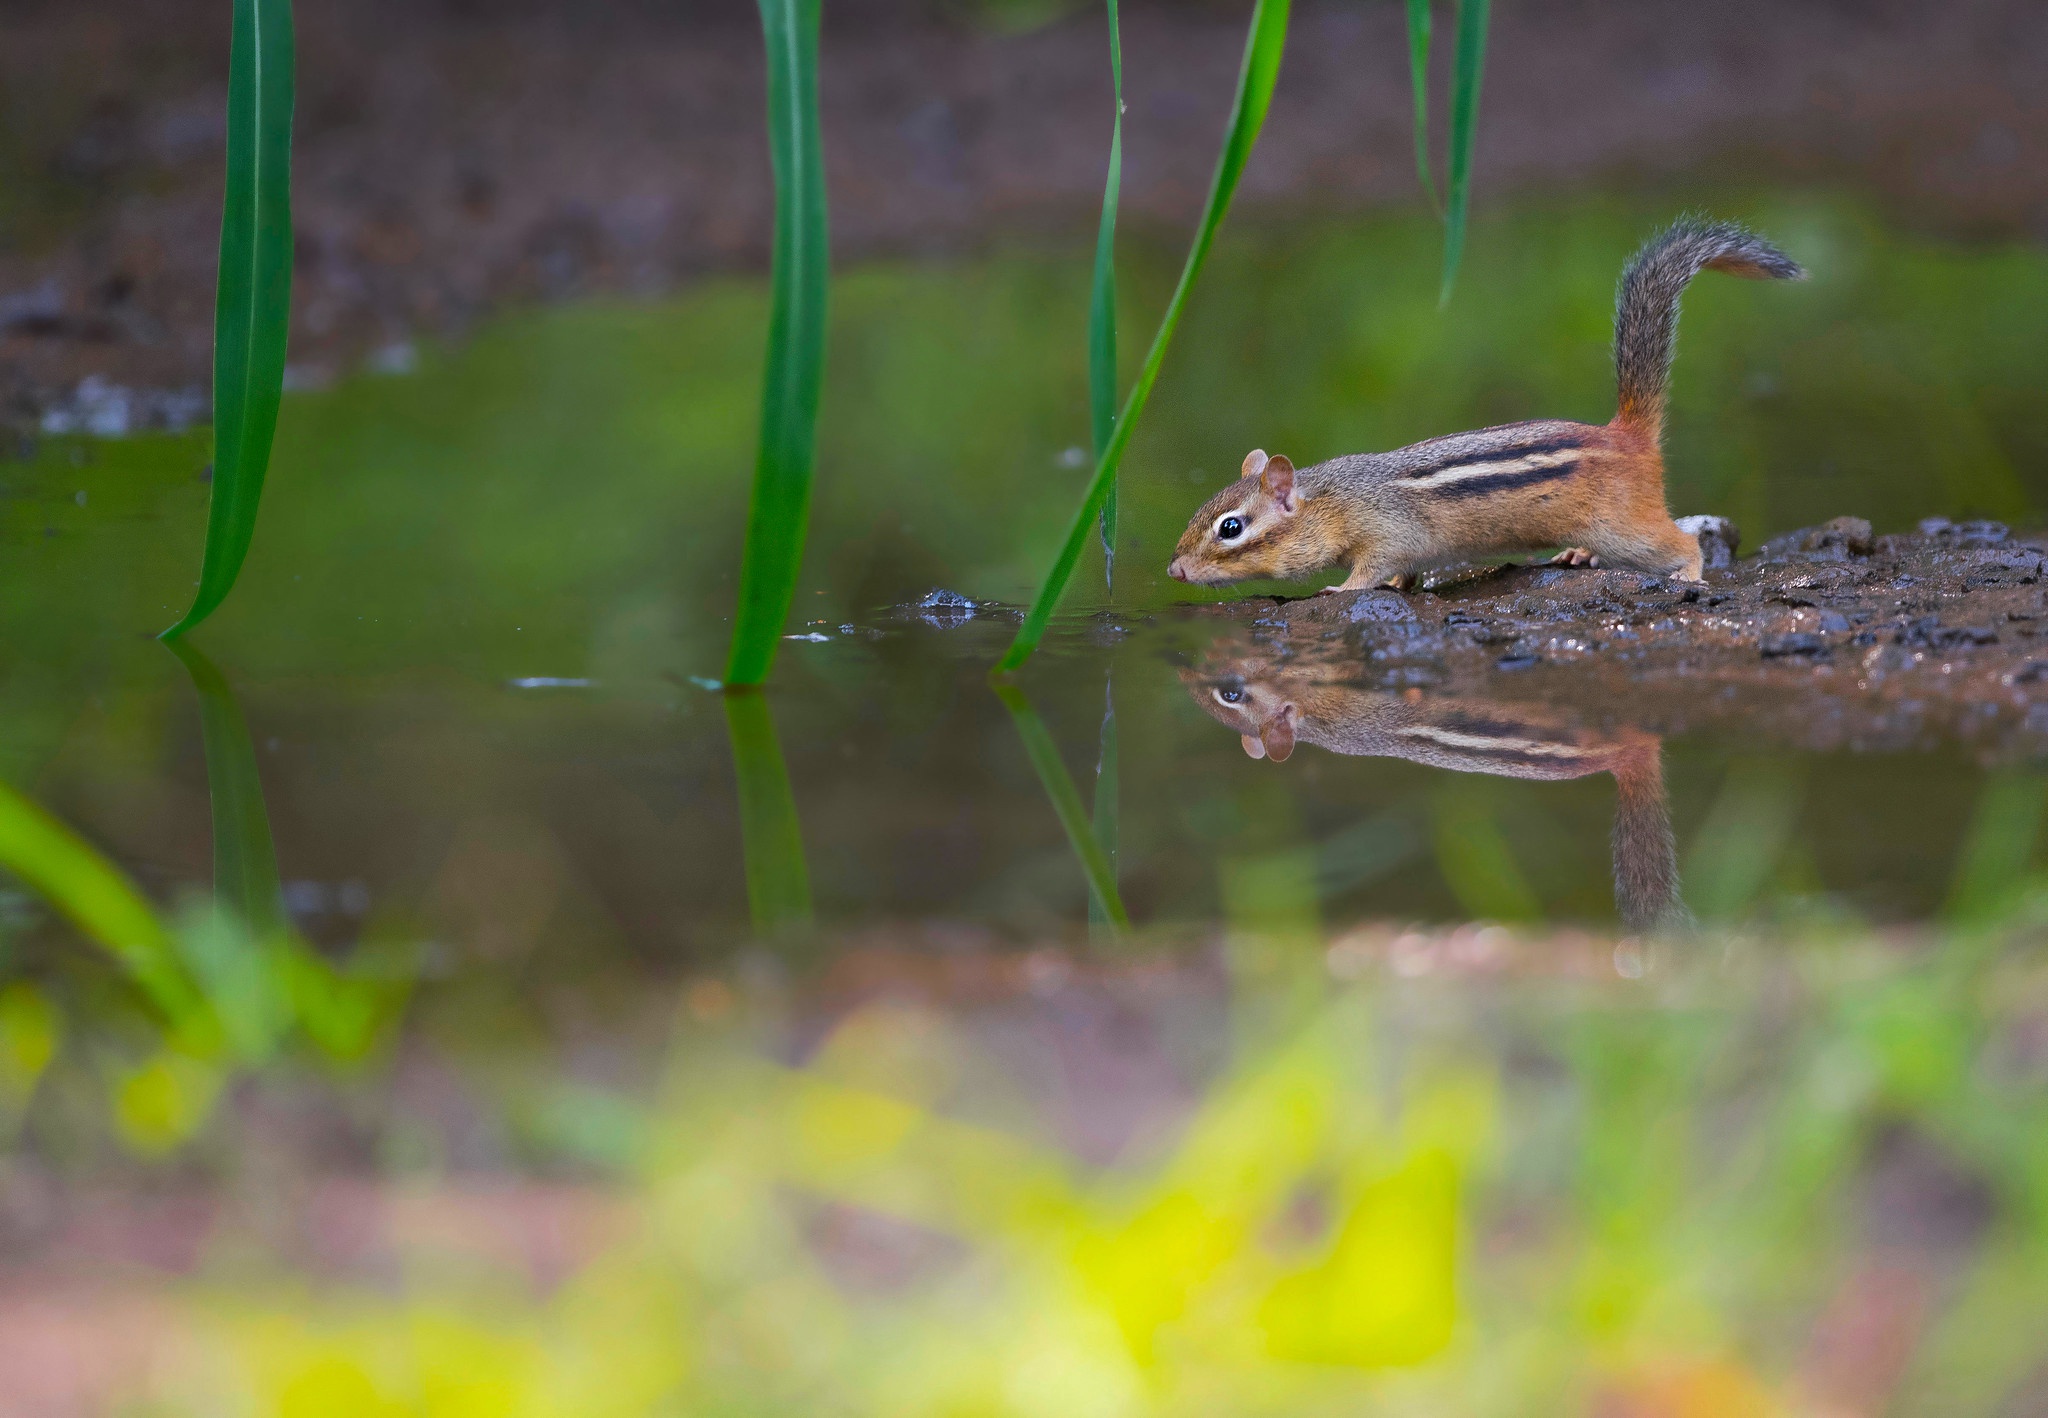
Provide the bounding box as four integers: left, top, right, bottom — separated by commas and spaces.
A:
1183, 654, 1687, 933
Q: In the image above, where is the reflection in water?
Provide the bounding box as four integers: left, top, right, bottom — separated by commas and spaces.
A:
723, 689, 815, 934
996, 681, 1130, 930
166, 638, 288, 940
1090, 672, 1121, 938
1183, 647, 1687, 932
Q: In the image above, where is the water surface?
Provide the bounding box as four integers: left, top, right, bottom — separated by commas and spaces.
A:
2, 195, 2047, 1413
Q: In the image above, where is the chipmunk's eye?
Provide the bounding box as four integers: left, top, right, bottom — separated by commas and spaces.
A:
1217, 516, 1244, 541
1216, 686, 1245, 705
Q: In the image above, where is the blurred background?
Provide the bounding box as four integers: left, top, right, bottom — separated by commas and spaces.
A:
3, 2, 2048, 1414
4, 0, 2045, 416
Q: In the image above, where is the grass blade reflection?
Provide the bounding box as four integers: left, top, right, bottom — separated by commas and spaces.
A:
723, 690, 814, 933
995, 683, 1131, 932
166, 640, 285, 940
167, 640, 406, 1064
725, 0, 831, 687
1089, 675, 1121, 937
1437, 0, 1491, 306
162, 0, 295, 639
1089, 0, 1126, 584
1948, 771, 2048, 923
996, 0, 1290, 674
1430, 782, 1539, 922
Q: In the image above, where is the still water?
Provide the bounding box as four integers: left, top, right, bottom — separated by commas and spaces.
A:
3, 196, 2048, 1413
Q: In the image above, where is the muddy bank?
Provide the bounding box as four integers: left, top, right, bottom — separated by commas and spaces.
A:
1185, 518, 2048, 759
3, 0, 2047, 427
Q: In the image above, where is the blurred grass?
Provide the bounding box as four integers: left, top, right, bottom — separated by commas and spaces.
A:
0, 661, 404, 1151
0, 777, 199, 1019
726, 0, 831, 687
163, 0, 294, 639
1431, 780, 1541, 922
92, 906, 2048, 1416
996, 0, 1291, 672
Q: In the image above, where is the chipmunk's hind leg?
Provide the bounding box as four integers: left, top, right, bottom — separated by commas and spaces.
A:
1586, 518, 1704, 582
1549, 547, 1600, 568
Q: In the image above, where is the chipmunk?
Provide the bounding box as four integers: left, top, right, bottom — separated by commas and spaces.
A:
1181, 652, 1686, 932
1167, 217, 1804, 593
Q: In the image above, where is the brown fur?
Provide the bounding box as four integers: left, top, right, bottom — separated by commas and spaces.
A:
1181, 653, 1688, 932
1166, 217, 1804, 594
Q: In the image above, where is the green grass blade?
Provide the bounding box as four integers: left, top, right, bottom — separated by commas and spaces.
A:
0, 781, 199, 1020
726, 0, 831, 687
1437, 0, 1491, 306
996, 0, 1290, 673
1089, 0, 1125, 585
994, 684, 1131, 931
1405, 0, 1439, 213
165, 640, 285, 941
723, 690, 814, 933
162, 0, 294, 640
1088, 674, 1121, 937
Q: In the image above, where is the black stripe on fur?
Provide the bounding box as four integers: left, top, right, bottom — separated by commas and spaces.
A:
1427, 460, 1580, 501
1399, 435, 1587, 481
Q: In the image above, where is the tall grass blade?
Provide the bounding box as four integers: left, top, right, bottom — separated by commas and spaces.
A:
166, 641, 286, 941
1405, 0, 1439, 212
162, 0, 294, 640
0, 782, 198, 1019
994, 684, 1131, 931
723, 690, 814, 933
1088, 674, 1121, 937
996, 0, 1290, 674
1437, 0, 1490, 306
726, 0, 831, 687
1089, 0, 1126, 585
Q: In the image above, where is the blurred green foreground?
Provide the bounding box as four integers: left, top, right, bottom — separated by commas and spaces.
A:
5, 875, 2048, 1414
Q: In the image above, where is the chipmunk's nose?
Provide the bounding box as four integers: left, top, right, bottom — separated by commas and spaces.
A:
1168, 558, 1189, 582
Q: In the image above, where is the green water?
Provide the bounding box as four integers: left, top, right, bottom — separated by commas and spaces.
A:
3, 195, 2048, 1413
6, 197, 2044, 943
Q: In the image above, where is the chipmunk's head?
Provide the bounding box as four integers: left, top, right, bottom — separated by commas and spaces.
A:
1177, 658, 1306, 762
1167, 450, 1331, 586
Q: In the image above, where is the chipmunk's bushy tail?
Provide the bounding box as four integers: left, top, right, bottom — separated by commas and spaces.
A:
1611, 746, 1692, 935
1613, 216, 1804, 443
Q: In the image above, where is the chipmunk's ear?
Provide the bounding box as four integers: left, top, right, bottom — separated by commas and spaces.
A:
1260, 454, 1298, 514
1241, 449, 1269, 480
1258, 702, 1297, 762
1240, 734, 1266, 759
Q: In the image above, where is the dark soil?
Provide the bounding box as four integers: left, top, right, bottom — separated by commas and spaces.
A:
4, 0, 2047, 427
1189, 517, 2048, 758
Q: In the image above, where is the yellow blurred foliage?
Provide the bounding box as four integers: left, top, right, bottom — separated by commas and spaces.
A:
167, 986, 1493, 1417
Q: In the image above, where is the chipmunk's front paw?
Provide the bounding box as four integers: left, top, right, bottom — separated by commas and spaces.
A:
1550, 547, 1601, 568
1383, 574, 1418, 592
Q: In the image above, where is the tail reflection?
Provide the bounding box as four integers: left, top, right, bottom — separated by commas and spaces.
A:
1182, 655, 1687, 933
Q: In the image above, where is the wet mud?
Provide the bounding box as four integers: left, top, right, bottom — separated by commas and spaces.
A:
1185, 518, 2048, 759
